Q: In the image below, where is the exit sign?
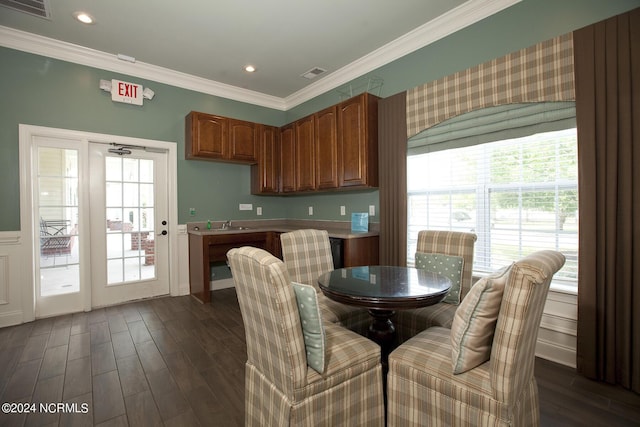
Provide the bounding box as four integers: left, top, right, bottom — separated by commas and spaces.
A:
111, 79, 143, 105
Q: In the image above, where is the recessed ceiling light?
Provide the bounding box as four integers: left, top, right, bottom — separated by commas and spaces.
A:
244, 65, 256, 73
73, 11, 95, 24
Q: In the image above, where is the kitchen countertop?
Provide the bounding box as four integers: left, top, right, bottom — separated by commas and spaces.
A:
187, 219, 379, 239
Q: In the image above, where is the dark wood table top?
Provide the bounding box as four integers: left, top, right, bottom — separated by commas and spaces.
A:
317, 265, 451, 311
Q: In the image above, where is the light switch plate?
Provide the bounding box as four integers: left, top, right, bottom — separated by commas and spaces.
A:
369, 205, 376, 216
239, 203, 253, 211
308, 206, 313, 216
256, 207, 262, 216
340, 206, 346, 216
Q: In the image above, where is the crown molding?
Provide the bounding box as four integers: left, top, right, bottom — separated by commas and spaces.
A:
0, 25, 287, 110
0, 0, 520, 111
283, 0, 521, 109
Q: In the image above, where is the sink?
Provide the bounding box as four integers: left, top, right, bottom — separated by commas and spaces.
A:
206, 226, 251, 231
193, 223, 252, 232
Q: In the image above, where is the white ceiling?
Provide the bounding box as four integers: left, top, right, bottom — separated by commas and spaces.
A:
0, 0, 520, 110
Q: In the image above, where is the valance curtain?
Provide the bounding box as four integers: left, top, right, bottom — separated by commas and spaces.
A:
407, 101, 576, 156
396, 33, 576, 267
406, 33, 575, 139
574, 7, 640, 393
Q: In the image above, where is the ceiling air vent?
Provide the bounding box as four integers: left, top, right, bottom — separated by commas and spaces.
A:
301, 67, 327, 80
0, 0, 51, 19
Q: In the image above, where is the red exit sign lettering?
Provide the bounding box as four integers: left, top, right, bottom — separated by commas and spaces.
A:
111, 79, 143, 105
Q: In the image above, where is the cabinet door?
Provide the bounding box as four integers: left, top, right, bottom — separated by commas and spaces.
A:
295, 115, 316, 192
338, 93, 378, 187
228, 119, 257, 163
268, 231, 283, 259
280, 124, 296, 193
251, 125, 280, 194
186, 112, 227, 159
343, 236, 379, 266
315, 106, 339, 190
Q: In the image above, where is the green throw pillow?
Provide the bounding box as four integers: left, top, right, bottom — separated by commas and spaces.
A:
450, 263, 512, 374
292, 282, 326, 373
415, 252, 464, 305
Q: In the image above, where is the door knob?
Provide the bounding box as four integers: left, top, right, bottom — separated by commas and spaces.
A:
158, 230, 168, 236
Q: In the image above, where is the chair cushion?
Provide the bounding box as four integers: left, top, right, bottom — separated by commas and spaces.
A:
394, 303, 458, 344
389, 326, 492, 393
292, 282, 325, 373
450, 264, 512, 374
302, 321, 382, 397
415, 252, 464, 304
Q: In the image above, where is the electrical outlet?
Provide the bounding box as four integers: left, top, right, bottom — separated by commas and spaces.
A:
340, 206, 346, 216
308, 206, 313, 216
256, 207, 262, 216
239, 203, 253, 211
369, 205, 376, 216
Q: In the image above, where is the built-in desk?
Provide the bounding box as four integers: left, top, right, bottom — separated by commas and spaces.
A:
188, 221, 379, 303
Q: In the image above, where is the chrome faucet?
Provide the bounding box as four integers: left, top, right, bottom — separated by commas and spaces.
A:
221, 220, 232, 229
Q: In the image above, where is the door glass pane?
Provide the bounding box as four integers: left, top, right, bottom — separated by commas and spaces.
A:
122, 183, 139, 207
139, 159, 153, 182
123, 158, 138, 181
106, 183, 122, 207
38, 147, 80, 296
105, 157, 121, 181
105, 156, 155, 285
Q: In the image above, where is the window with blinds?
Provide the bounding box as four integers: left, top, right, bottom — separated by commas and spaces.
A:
407, 127, 578, 291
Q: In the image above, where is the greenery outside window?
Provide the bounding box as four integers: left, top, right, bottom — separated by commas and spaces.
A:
407, 112, 578, 292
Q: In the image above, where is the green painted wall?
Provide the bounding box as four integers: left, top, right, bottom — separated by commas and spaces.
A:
285, 0, 640, 121
0, 47, 287, 230
1, 0, 638, 231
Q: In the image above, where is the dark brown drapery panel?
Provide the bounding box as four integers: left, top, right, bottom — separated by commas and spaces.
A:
574, 7, 640, 393
378, 92, 407, 266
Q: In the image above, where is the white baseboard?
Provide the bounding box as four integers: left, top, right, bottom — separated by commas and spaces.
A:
0, 310, 25, 328
536, 337, 576, 368
178, 281, 190, 296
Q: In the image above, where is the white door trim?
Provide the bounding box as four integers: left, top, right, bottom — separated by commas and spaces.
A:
19, 124, 179, 319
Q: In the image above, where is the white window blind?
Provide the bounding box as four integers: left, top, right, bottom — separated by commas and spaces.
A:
407, 127, 578, 290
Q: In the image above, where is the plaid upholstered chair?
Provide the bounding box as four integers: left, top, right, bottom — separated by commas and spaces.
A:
280, 229, 370, 333
395, 230, 477, 343
387, 250, 566, 426
227, 246, 384, 427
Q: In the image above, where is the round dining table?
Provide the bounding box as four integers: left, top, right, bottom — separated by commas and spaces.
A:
318, 265, 451, 364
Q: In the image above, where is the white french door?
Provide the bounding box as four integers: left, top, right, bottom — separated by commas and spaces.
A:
89, 143, 170, 306
32, 136, 88, 318
22, 126, 176, 319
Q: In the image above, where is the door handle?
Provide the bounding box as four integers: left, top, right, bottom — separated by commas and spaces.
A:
158, 230, 168, 236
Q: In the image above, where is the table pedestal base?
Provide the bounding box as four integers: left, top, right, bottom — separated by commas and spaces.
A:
367, 309, 396, 368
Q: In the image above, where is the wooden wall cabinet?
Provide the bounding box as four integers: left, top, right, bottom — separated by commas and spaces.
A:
186, 111, 257, 164
294, 115, 316, 192
279, 116, 317, 193
192, 92, 379, 194
251, 125, 280, 194
279, 124, 296, 193
338, 92, 379, 188
315, 105, 339, 190
276, 93, 378, 195
228, 118, 258, 163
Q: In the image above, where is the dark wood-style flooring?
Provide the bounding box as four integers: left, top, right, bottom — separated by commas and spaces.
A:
0, 289, 638, 426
